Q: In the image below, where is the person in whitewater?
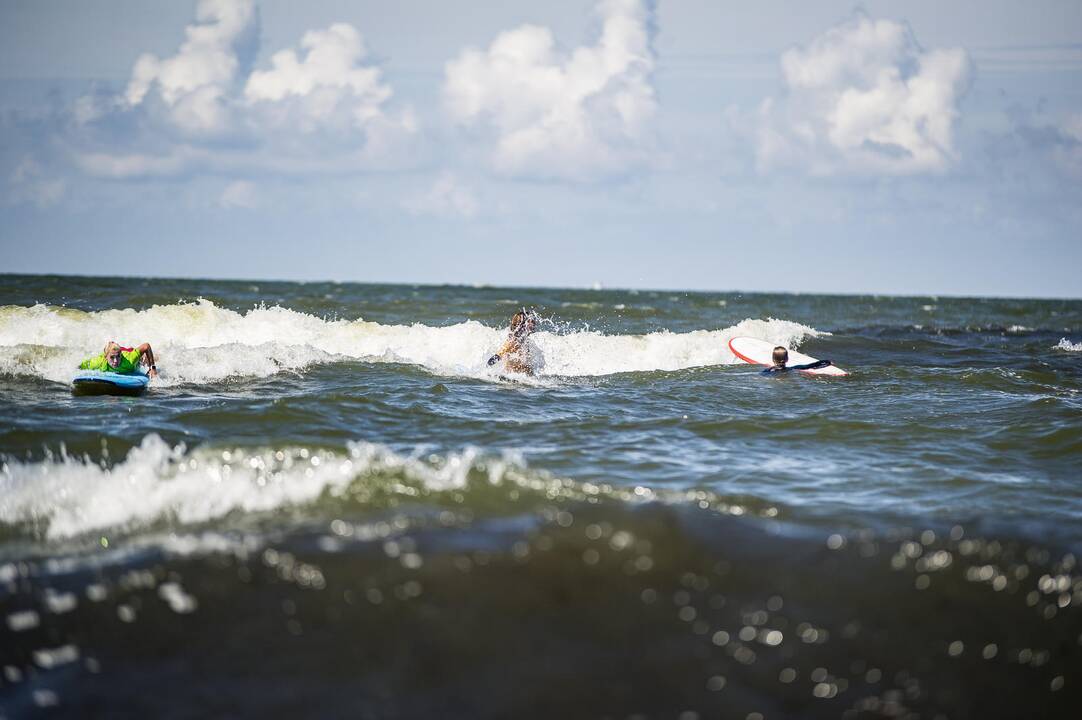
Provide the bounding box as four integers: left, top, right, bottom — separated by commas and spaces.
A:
762, 346, 831, 375
487, 308, 539, 374
79, 341, 159, 379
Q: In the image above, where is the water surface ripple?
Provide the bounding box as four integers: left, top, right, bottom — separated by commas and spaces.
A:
1, 275, 1079, 718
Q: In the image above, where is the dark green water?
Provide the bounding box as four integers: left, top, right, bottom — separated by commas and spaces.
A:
1, 274, 1080, 718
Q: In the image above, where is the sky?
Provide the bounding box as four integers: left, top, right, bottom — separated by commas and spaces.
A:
1, 0, 1080, 297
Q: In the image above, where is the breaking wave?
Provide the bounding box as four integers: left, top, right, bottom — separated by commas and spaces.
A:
0, 434, 767, 541
0, 301, 821, 383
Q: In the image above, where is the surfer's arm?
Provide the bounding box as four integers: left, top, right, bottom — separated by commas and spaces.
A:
790, 360, 831, 371
487, 339, 518, 366
136, 343, 158, 378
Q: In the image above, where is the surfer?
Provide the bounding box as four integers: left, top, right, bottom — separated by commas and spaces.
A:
762, 346, 832, 375
79, 341, 159, 379
487, 308, 539, 374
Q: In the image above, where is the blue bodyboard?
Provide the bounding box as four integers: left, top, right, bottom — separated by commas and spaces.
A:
72, 370, 150, 397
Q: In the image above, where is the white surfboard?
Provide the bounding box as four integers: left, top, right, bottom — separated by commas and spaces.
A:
728, 337, 848, 376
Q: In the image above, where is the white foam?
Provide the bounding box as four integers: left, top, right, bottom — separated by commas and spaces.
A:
532, 317, 820, 376
0, 300, 822, 383
0, 434, 774, 542
0, 435, 511, 540
1054, 338, 1082, 352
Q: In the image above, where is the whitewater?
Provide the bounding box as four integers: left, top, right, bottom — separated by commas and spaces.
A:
0, 300, 821, 384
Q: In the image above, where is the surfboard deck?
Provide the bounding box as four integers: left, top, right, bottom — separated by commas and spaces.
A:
728, 337, 848, 376
72, 370, 150, 397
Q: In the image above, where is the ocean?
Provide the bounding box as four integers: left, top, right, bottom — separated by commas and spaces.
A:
1, 273, 1080, 719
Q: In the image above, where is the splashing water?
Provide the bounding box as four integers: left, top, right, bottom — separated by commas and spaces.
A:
0, 301, 821, 383
0, 434, 766, 541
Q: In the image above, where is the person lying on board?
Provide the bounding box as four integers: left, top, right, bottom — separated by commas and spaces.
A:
80, 341, 159, 379
487, 308, 539, 374
762, 346, 832, 375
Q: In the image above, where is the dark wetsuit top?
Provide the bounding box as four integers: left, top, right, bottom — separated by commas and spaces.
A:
761, 360, 832, 375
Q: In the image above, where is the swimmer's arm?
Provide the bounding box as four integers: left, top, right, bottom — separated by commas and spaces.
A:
789, 360, 831, 371
759, 359, 831, 375
487, 339, 518, 366
136, 343, 159, 378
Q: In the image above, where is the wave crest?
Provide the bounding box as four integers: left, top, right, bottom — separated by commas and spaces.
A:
0, 435, 772, 541
0, 300, 821, 383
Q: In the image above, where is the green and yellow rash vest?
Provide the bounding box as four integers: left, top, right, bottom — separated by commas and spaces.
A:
79, 349, 143, 374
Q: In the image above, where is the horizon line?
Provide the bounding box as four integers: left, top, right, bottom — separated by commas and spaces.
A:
2, 271, 1079, 303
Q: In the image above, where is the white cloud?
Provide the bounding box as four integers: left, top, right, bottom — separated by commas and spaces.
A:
123, 0, 258, 136
74, 0, 413, 176
443, 0, 657, 181
756, 14, 971, 175
244, 23, 393, 133
403, 173, 478, 218
219, 180, 259, 209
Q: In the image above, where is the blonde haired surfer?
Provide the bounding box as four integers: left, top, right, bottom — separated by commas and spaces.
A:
80, 341, 159, 379
487, 308, 539, 375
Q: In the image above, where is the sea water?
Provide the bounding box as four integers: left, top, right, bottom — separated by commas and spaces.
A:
1, 274, 1079, 718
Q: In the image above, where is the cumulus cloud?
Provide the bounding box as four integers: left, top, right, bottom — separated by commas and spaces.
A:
403, 173, 479, 218
244, 24, 394, 132
71, 0, 413, 179
756, 14, 971, 175
123, 0, 258, 136
443, 0, 657, 180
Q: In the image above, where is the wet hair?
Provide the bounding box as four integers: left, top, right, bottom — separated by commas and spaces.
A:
510, 308, 538, 338
772, 346, 788, 366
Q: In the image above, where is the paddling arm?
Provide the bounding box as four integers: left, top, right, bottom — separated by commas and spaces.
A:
137, 343, 159, 378
760, 359, 831, 375
792, 359, 831, 371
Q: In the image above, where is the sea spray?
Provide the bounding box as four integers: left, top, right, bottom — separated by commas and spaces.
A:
0, 301, 821, 383
0, 434, 777, 542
